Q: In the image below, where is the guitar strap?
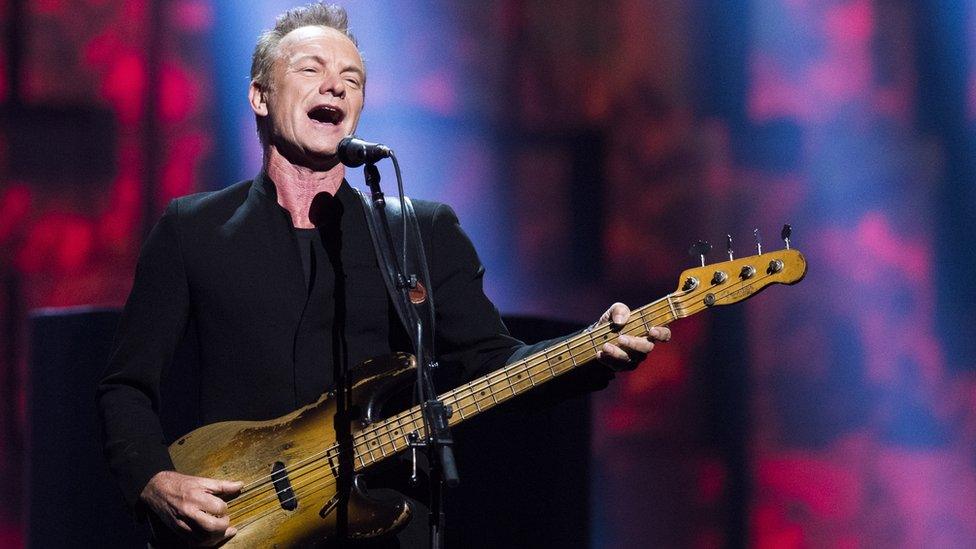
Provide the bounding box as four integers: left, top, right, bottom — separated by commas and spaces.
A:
353, 188, 436, 364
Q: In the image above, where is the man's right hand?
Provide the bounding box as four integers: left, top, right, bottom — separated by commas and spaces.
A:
140, 470, 243, 547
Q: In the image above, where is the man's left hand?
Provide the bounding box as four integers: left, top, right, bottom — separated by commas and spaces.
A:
594, 302, 671, 371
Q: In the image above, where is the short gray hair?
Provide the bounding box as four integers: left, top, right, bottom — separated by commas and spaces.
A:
250, 3, 360, 91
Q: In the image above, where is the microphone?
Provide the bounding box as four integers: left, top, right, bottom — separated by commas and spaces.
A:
337, 136, 392, 167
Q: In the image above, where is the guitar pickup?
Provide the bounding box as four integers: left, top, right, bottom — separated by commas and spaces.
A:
271, 461, 298, 511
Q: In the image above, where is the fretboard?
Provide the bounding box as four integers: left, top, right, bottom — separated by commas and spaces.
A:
345, 291, 691, 471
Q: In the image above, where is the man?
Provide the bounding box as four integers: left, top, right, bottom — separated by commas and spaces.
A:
97, 3, 671, 546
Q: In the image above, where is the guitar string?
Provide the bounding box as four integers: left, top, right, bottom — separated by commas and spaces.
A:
221, 307, 659, 524
222, 292, 683, 517
224, 269, 777, 525
221, 292, 682, 520
223, 286, 707, 524
224, 270, 768, 526
227, 282, 741, 529
226, 283, 765, 530
229, 254, 791, 502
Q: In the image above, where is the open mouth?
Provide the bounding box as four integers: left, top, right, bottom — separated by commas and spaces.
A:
307, 105, 344, 125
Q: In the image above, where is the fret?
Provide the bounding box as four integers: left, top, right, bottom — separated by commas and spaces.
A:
377, 423, 394, 454
375, 429, 388, 458
566, 341, 578, 367
406, 406, 427, 440
473, 377, 496, 407
502, 367, 517, 397
412, 412, 427, 440
587, 330, 601, 358
452, 393, 468, 420
358, 454, 366, 469
386, 423, 401, 453
549, 349, 564, 376
465, 391, 480, 416
550, 344, 572, 375
510, 364, 531, 393
639, 307, 652, 335
403, 413, 417, 440
371, 427, 388, 457
441, 394, 460, 427
386, 426, 397, 451
442, 391, 464, 425
486, 377, 499, 404
543, 349, 557, 378
452, 391, 471, 418
665, 294, 678, 321
471, 383, 483, 412
406, 412, 421, 437
393, 413, 411, 449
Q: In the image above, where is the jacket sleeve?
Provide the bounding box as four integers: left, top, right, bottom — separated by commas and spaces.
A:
96, 200, 188, 510
426, 203, 613, 398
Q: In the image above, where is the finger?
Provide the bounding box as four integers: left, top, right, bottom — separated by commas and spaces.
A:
198, 494, 229, 517
618, 334, 653, 355
648, 326, 672, 342
601, 342, 630, 363
617, 336, 650, 365
225, 526, 238, 538
598, 343, 637, 371
201, 477, 244, 496
599, 302, 630, 325
191, 508, 230, 534
608, 303, 630, 326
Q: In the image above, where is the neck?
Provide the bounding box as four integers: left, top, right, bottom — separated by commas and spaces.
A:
265, 147, 345, 229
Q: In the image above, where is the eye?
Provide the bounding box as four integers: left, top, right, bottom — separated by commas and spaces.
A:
301, 67, 317, 74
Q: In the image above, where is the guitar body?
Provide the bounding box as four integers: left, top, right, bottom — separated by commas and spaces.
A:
164, 354, 418, 547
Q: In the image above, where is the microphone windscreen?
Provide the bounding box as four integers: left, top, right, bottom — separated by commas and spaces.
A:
337, 136, 366, 167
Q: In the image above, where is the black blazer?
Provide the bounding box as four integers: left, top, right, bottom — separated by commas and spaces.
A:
96, 173, 611, 509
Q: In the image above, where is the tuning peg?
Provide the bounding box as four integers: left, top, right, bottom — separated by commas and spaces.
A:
781, 224, 792, 250
726, 234, 734, 260
753, 228, 763, 255
689, 240, 712, 267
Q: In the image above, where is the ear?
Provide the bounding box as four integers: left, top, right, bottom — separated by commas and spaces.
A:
248, 81, 268, 117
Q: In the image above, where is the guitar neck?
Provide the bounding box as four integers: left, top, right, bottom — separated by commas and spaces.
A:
438, 295, 683, 425
347, 248, 806, 471
348, 292, 686, 471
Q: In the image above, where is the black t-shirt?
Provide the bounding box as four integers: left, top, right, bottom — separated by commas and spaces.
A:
291, 187, 428, 547
289, 183, 410, 400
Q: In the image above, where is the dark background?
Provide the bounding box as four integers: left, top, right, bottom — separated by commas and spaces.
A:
2, 0, 976, 547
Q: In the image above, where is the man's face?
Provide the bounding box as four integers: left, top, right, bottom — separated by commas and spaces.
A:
250, 25, 365, 163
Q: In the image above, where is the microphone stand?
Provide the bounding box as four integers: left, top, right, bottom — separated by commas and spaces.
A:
363, 159, 458, 549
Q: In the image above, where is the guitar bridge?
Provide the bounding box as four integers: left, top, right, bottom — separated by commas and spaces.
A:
271, 461, 298, 511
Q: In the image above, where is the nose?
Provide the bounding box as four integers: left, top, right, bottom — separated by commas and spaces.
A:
319, 69, 346, 99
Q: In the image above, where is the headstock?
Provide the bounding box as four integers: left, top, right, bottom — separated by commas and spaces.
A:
674, 225, 807, 310
674, 249, 807, 308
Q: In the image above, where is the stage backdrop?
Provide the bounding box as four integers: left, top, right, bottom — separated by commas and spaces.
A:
2, 1, 976, 547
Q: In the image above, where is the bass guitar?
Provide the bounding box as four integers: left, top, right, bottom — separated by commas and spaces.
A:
164, 246, 807, 546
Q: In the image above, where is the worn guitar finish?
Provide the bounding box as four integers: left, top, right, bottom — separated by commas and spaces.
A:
167, 354, 417, 547
167, 249, 808, 547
